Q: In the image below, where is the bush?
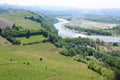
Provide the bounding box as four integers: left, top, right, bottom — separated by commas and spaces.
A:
88, 62, 116, 80
60, 49, 69, 56
27, 62, 30, 65
100, 67, 116, 80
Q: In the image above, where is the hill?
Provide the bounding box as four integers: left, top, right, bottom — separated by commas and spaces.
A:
0, 8, 106, 80
0, 7, 119, 80
0, 43, 105, 80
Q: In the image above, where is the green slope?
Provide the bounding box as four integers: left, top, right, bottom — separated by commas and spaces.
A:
0, 8, 105, 80
0, 43, 105, 80
0, 9, 43, 30
0, 14, 42, 30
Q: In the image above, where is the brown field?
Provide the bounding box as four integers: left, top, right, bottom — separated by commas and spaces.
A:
0, 18, 13, 29
0, 36, 11, 45
67, 19, 117, 29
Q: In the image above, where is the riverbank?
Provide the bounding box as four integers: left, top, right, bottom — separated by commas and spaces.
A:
54, 18, 120, 42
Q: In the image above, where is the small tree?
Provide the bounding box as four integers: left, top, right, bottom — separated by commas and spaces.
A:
39, 58, 43, 61
0, 28, 2, 34
113, 42, 119, 46
27, 62, 30, 65
26, 30, 30, 38
12, 23, 16, 28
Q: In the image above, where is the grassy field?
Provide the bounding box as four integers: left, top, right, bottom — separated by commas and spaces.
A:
0, 14, 42, 30
0, 10, 42, 30
16, 35, 46, 44
0, 43, 105, 80
85, 16, 120, 24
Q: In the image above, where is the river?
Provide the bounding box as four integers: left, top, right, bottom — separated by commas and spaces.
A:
54, 18, 120, 42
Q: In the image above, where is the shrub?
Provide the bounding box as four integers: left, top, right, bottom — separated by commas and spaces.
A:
100, 67, 116, 80
88, 62, 116, 80
39, 58, 43, 61
27, 62, 30, 65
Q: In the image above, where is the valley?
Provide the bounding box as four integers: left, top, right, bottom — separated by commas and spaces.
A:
0, 5, 120, 80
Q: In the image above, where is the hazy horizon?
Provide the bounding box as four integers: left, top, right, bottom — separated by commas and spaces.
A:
0, 0, 120, 9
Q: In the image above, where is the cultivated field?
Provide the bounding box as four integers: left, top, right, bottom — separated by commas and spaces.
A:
0, 18, 13, 29
66, 19, 117, 29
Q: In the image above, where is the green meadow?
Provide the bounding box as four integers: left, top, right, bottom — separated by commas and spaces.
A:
16, 35, 46, 44
0, 10, 42, 30
0, 43, 105, 80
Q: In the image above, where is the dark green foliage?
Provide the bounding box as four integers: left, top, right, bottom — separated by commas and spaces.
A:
94, 52, 120, 69
13, 25, 21, 31
60, 49, 69, 56
115, 69, 120, 80
113, 42, 119, 46
60, 37, 119, 80
60, 38, 96, 57
88, 62, 116, 80
24, 15, 58, 34
111, 26, 120, 35
1, 31, 21, 45
73, 55, 88, 64
65, 25, 112, 35
0, 28, 49, 45
44, 16, 58, 24
24, 14, 63, 47
0, 28, 2, 34
27, 62, 30, 65
93, 51, 120, 80
26, 30, 30, 38
39, 58, 43, 61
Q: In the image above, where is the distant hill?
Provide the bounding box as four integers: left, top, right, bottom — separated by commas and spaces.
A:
1, 4, 120, 17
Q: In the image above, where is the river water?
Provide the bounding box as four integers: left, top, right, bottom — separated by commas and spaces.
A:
54, 18, 120, 42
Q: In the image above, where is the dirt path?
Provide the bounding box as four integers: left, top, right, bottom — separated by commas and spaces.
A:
43, 73, 62, 80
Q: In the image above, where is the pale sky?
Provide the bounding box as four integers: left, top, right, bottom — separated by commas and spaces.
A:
0, 0, 120, 8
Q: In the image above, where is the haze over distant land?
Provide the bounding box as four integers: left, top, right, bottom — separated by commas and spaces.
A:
0, 0, 120, 9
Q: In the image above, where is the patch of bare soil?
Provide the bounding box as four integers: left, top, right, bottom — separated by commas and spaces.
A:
67, 20, 117, 29
43, 73, 62, 80
0, 18, 13, 29
0, 36, 11, 45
